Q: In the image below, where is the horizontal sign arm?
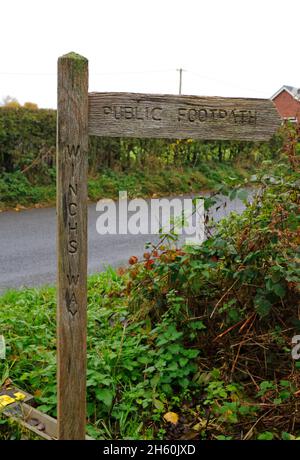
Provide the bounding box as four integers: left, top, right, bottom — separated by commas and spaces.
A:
88, 92, 281, 141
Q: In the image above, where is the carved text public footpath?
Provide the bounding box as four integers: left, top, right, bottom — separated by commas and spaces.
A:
64, 144, 80, 316
102, 105, 257, 125
88, 93, 281, 141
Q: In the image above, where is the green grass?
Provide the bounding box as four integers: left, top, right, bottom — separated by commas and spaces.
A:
0, 270, 198, 440
0, 161, 252, 210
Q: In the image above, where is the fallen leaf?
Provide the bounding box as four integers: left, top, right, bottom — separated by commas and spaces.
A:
0, 395, 15, 408
179, 430, 199, 440
4, 378, 12, 388
192, 420, 207, 431
14, 391, 26, 401
163, 411, 179, 425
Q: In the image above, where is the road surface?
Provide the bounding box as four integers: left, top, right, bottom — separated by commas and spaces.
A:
0, 193, 249, 293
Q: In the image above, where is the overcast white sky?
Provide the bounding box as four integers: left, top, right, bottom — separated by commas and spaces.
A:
1, 0, 299, 108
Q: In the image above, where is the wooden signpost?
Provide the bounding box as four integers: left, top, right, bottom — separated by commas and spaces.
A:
56, 52, 281, 439
57, 53, 88, 440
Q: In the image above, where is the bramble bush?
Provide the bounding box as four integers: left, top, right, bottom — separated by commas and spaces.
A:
122, 141, 300, 439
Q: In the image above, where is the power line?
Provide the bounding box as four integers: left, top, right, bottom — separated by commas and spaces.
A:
0, 72, 56, 76
0, 67, 268, 96
93, 69, 174, 76
187, 70, 267, 95
0, 69, 175, 77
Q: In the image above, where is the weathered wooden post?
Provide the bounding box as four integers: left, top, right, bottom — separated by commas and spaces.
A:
57, 52, 88, 439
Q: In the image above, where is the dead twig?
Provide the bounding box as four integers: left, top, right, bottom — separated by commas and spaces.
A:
210, 279, 239, 319
243, 408, 274, 440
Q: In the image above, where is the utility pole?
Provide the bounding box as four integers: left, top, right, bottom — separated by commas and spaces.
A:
177, 68, 183, 95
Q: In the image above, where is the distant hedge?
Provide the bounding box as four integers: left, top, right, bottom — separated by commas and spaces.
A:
0, 107, 55, 173
0, 106, 284, 180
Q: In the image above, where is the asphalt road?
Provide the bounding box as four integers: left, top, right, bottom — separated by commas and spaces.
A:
0, 193, 248, 293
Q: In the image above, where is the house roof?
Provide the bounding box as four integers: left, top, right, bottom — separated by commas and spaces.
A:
271, 85, 300, 101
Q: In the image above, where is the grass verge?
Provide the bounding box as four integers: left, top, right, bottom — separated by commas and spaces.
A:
0, 161, 252, 211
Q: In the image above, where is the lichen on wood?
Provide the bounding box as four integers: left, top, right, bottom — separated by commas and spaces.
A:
60, 52, 88, 76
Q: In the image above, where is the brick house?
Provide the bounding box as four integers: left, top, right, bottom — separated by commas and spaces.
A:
271, 85, 300, 124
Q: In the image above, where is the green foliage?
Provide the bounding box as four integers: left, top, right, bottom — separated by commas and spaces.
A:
257, 431, 274, 440
0, 138, 299, 440
0, 105, 285, 209
0, 171, 55, 206
0, 272, 201, 439
0, 106, 55, 174
123, 160, 300, 439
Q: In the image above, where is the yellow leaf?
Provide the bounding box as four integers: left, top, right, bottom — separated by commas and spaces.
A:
163, 411, 179, 425
14, 392, 26, 401
0, 395, 15, 408
192, 420, 206, 431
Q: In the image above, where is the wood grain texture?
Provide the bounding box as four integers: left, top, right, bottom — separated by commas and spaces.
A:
57, 53, 88, 440
88, 92, 281, 141
4, 402, 93, 440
